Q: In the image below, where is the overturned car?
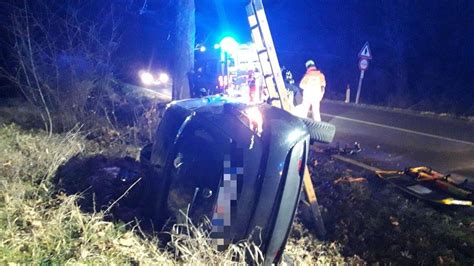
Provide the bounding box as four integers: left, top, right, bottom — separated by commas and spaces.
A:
141, 95, 335, 263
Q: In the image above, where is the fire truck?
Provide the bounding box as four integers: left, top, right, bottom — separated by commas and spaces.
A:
194, 39, 265, 101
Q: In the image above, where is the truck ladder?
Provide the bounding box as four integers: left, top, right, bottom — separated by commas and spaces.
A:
245, 0, 327, 242
245, 0, 291, 111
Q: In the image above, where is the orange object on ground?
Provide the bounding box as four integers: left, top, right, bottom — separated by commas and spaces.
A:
334, 176, 367, 184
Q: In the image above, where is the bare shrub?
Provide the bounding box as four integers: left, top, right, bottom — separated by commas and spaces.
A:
0, 0, 127, 134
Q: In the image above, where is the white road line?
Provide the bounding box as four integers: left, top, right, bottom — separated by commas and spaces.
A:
322, 113, 474, 146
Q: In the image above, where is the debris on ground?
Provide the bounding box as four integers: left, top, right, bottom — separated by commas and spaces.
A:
304, 148, 474, 264
376, 166, 473, 207
333, 176, 367, 184
324, 142, 362, 156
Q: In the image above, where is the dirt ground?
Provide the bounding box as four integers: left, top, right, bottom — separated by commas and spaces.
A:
305, 149, 474, 264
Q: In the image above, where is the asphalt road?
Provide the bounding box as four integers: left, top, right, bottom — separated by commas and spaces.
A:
121, 85, 474, 180
320, 101, 474, 181
121, 83, 172, 102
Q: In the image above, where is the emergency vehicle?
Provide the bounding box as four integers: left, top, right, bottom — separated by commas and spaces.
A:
217, 42, 266, 102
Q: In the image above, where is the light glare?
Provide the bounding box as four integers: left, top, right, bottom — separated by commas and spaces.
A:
140, 71, 154, 86
159, 73, 169, 83
220, 36, 239, 54
245, 107, 263, 135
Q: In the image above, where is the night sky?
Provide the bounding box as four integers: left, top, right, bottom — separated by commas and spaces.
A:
1, 0, 473, 115
195, 0, 473, 115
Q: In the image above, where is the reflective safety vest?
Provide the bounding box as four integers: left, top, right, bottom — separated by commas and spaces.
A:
299, 66, 326, 101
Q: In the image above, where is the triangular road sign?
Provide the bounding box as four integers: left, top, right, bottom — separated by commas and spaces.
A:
358, 42, 372, 59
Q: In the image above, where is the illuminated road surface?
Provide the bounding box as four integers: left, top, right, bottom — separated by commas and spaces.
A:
321, 101, 474, 181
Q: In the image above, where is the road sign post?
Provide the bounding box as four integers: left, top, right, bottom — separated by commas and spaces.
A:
355, 70, 364, 104
355, 42, 372, 104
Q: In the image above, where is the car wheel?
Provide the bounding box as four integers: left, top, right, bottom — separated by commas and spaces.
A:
299, 118, 336, 144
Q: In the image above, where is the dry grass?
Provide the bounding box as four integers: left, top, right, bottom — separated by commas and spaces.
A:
0, 124, 169, 263
0, 124, 271, 264
0, 123, 347, 264
166, 215, 264, 265
284, 215, 365, 265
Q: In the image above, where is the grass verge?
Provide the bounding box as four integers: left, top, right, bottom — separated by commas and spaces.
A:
0, 124, 305, 264
0, 124, 170, 263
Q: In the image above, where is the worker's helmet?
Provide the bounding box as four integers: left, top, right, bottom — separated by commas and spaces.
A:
305, 59, 315, 69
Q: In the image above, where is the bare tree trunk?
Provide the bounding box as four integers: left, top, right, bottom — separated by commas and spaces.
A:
170, 0, 195, 100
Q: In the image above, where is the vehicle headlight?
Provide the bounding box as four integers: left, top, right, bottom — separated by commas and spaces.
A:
139, 71, 154, 86
159, 73, 169, 83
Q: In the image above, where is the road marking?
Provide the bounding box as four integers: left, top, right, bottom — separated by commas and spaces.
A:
322, 113, 474, 146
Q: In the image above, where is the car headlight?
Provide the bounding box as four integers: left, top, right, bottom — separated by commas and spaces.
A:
159, 73, 169, 83
139, 71, 154, 86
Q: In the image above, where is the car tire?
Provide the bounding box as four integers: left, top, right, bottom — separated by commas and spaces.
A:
299, 118, 336, 144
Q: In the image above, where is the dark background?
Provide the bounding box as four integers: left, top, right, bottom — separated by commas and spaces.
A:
1, 0, 473, 115
194, 0, 473, 115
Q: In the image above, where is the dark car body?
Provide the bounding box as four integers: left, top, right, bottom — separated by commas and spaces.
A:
148, 95, 310, 263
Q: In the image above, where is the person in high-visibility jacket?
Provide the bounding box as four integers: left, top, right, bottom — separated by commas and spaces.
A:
295, 60, 326, 121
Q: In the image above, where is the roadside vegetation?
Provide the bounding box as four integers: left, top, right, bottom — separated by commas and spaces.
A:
2, 114, 473, 264
0, 124, 254, 264
0, 124, 165, 264
0, 123, 349, 264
